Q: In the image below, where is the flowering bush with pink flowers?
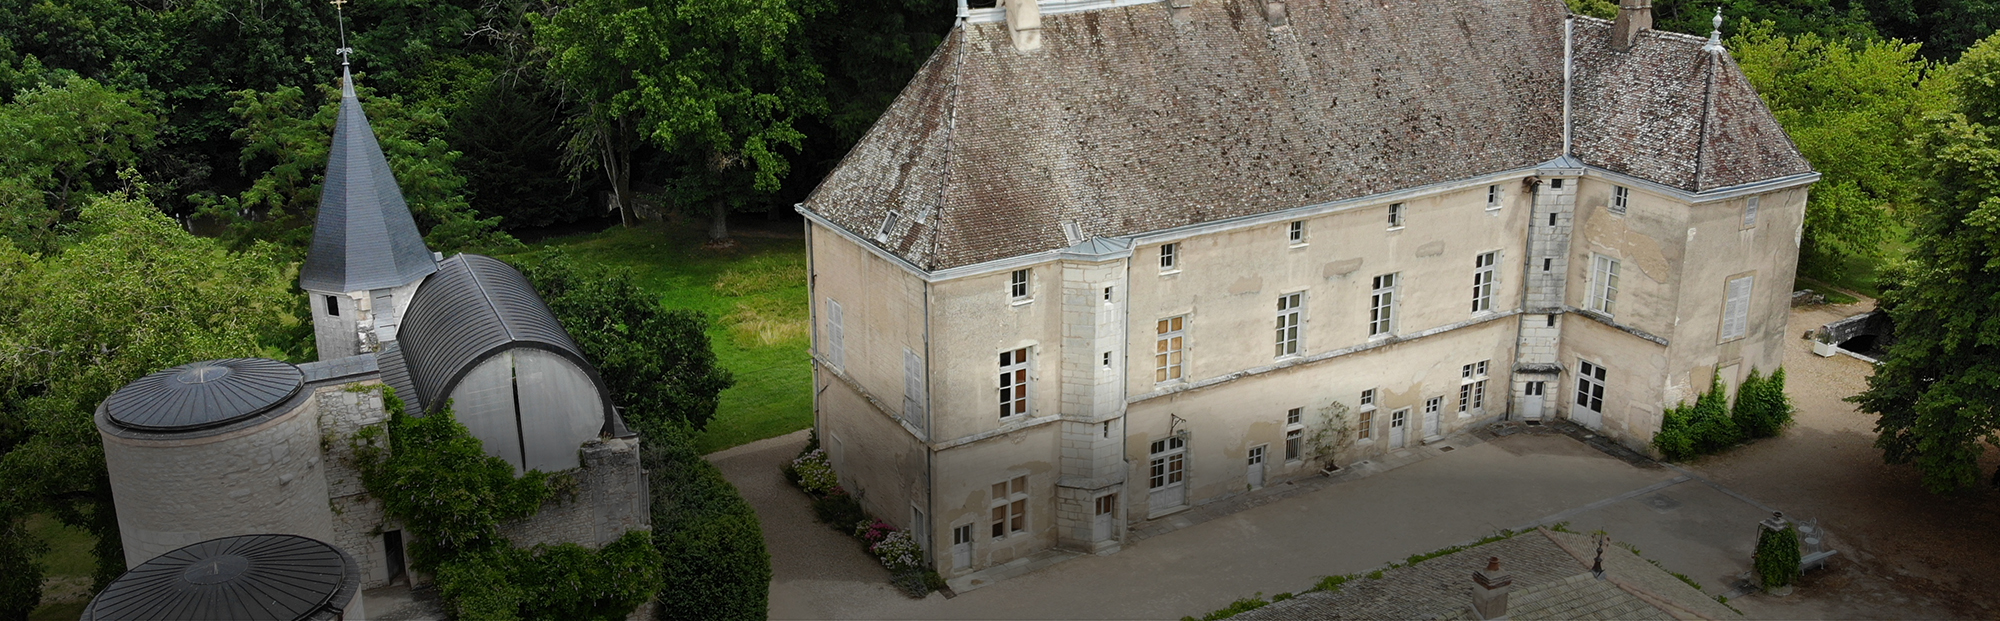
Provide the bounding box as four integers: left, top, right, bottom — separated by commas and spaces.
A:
790, 448, 839, 495
854, 519, 897, 544
870, 531, 925, 573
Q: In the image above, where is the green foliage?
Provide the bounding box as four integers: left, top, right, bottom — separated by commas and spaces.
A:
1566, 0, 1619, 19
810, 492, 866, 530
1731, 22, 1948, 280
1854, 33, 2000, 493
1653, 373, 1744, 460
0, 189, 296, 592
1754, 522, 1802, 589
1182, 594, 1271, 621
644, 426, 771, 621
1309, 573, 1359, 593
508, 251, 735, 433
1732, 367, 1796, 438
0, 517, 47, 620
0, 77, 157, 251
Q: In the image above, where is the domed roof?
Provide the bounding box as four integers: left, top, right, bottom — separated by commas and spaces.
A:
81, 534, 360, 621
103, 358, 305, 432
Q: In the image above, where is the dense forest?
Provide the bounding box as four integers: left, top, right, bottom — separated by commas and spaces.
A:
1, 0, 1997, 617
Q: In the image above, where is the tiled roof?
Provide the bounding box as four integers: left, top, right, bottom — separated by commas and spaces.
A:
299, 67, 438, 293
802, 0, 1812, 271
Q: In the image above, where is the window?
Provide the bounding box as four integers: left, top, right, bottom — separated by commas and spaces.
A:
1009, 269, 1031, 301
904, 350, 926, 425
1589, 255, 1620, 316
1358, 409, 1374, 440
1744, 196, 1760, 228
1249, 445, 1267, 470
990, 476, 1028, 539
1369, 274, 1398, 337
1155, 316, 1185, 383
1286, 407, 1302, 426
1148, 437, 1186, 490
1095, 494, 1117, 516
1549, 212, 1558, 227
1459, 361, 1488, 415
1275, 293, 1303, 357
1102, 352, 1113, 368
1577, 360, 1607, 412
1387, 203, 1405, 228
1472, 252, 1497, 313
1551, 178, 1564, 189
1487, 185, 1502, 209
326, 294, 341, 317
1159, 243, 1178, 272
1288, 221, 1306, 244
1285, 407, 1304, 461
1720, 275, 1754, 342
1360, 389, 1376, 409
1543, 258, 1552, 272
876, 211, 902, 241
824, 299, 845, 367
1425, 397, 1442, 428
1104, 286, 1113, 302
1000, 348, 1031, 419
954, 523, 974, 546
1546, 314, 1557, 327
1611, 186, 1630, 215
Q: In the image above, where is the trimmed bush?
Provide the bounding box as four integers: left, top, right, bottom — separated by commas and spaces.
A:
645, 428, 771, 621
1754, 522, 1802, 591
811, 492, 866, 530
1732, 368, 1794, 439
1653, 371, 1752, 460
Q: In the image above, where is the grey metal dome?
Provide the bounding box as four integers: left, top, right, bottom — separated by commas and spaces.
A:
81, 534, 360, 621
102, 358, 305, 432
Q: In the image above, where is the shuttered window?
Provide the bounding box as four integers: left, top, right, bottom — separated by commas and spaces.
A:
904, 349, 925, 428
1720, 276, 1754, 342
824, 299, 844, 368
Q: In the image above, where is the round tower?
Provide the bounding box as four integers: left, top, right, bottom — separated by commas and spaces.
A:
81, 534, 363, 621
95, 358, 336, 568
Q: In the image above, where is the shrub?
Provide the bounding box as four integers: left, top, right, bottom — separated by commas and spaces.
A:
644, 428, 770, 621
811, 492, 866, 531
870, 530, 924, 572
1654, 401, 1699, 460
890, 567, 930, 598
1732, 368, 1794, 439
1653, 371, 1755, 460
1183, 594, 1271, 621
1754, 522, 1802, 591
791, 449, 839, 496
855, 520, 897, 544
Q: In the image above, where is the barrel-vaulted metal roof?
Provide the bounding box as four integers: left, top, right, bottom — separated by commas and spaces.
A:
394, 254, 617, 432
102, 358, 306, 432
81, 534, 360, 621
298, 66, 437, 294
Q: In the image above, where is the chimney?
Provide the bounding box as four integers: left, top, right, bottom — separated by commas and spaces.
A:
1609, 0, 1651, 51
1471, 556, 1514, 620
1004, 0, 1042, 52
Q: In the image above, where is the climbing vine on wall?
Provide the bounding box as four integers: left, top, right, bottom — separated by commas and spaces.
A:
350, 386, 663, 620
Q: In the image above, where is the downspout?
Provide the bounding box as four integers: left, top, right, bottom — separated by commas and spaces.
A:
802, 208, 821, 444
924, 271, 937, 568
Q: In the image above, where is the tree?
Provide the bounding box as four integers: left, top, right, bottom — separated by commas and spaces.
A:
507, 251, 735, 434
1731, 22, 1949, 277
1853, 33, 2000, 493
0, 188, 298, 594
0, 76, 158, 252
532, 0, 827, 240
1304, 401, 1356, 472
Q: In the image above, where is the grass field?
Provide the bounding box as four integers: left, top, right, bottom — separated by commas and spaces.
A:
26, 513, 95, 619
504, 220, 814, 455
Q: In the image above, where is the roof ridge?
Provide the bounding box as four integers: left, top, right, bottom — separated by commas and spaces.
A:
919, 26, 970, 271
1694, 49, 1719, 192
456, 254, 517, 343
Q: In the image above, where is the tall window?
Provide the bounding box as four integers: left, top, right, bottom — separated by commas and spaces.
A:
1487, 185, 1502, 209
1149, 437, 1186, 490
1285, 407, 1304, 460
1000, 348, 1031, 419
904, 350, 926, 425
1472, 252, 1497, 313
1288, 221, 1306, 245
1370, 274, 1398, 336
1589, 255, 1620, 316
1275, 293, 1303, 357
1357, 408, 1374, 440
1459, 361, 1489, 415
1387, 203, 1405, 228
1611, 186, 1630, 215
824, 299, 845, 368
1159, 243, 1179, 272
990, 476, 1027, 539
1155, 316, 1186, 383
1744, 196, 1760, 227
1577, 360, 1607, 412
1720, 275, 1754, 342
1009, 269, 1031, 301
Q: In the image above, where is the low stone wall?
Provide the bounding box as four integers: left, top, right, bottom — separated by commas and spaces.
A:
501, 436, 650, 548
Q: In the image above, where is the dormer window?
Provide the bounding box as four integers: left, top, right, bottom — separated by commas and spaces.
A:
876, 211, 902, 242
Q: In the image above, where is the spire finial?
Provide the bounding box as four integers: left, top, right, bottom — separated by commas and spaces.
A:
333, 0, 355, 96
1703, 7, 1726, 53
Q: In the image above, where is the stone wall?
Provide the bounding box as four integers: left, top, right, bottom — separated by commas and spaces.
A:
501, 436, 650, 548
316, 381, 403, 588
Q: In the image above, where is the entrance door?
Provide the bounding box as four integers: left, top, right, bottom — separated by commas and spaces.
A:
1422, 398, 1442, 442
1574, 361, 1607, 429
384, 530, 407, 584
1246, 445, 1266, 489
1148, 437, 1187, 513
1522, 381, 1545, 420
1389, 409, 1408, 448
1092, 494, 1116, 541
951, 524, 972, 569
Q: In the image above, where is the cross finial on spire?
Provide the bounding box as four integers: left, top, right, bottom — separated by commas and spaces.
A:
332, 0, 353, 66
1703, 7, 1726, 53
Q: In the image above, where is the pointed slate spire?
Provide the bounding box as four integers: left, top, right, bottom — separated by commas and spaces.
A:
298, 63, 437, 293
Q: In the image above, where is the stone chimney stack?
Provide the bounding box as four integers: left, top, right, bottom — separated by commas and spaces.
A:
1472, 556, 1514, 620
1609, 0, 1652, 51
1004, 0, 1042, 52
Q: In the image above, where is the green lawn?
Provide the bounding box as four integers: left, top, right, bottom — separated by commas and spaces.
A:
1797, 221, 1913, 304
504, 221, 813, 455
26, 513, 96, 619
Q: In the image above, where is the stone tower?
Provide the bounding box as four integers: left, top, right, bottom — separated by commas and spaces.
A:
297, 64, 437, 360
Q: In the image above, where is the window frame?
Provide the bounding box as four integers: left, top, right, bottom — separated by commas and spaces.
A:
1576, 360, 1608, 413
1275, 292, 1303, 358
1287, 220, 1307, 246
1387, 203, 1405, 229
1159, 243, 1179, 273
1369, 273, 1398, 337
326, 294, 341, 317
1486, 184, 1502, 210
1588, 255, 1620, 317
999, 347, 1032, 419
1472, 251, 1497, 314
1357, 408, 1375, 441
1009, 268, 1032, 303
823, 299, 845, 368
1719, 275, 1754, 342
876, 211, 902, 242
1148, 437, 1187, 490
1743, 196, 1760, 229
1611, 186, 1630, 216
1284, 407, 1305, 461
990, 475, 1029, 540
1155, 316, 1187, 384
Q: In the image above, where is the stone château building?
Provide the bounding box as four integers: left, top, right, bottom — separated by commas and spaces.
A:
799, 0, 1815, 580
91, 61, 648, 604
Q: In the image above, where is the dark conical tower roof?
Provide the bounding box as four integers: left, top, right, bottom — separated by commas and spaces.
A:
298, 65, 436, 293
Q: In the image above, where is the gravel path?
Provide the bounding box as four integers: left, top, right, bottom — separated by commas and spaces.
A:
1684, 300, 2000, 619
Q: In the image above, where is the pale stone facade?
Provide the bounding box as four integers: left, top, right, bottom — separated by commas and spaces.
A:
799, 0, 1816, 581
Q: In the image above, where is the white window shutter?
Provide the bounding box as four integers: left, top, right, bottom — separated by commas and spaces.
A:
1723, 276, 1753, 340
826, 300, 845, 367
904, 349, 925, 425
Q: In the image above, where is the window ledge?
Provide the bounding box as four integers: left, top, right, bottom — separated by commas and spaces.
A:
1159, 269, 1182, 277
1358, 405, 1377, 413
1288, 242, 1309, 249
1485, 205, 1502, 212
1386, 226, 1405, 232
1010, 298, 1034, 307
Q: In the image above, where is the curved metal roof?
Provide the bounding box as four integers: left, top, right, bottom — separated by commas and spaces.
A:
102, 359, 305, 432
396, 254, 616, 430
81, 534, 360, 621
298, 66, 437, 293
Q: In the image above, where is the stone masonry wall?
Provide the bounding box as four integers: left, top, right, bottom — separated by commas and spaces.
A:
500, 436, 649, 548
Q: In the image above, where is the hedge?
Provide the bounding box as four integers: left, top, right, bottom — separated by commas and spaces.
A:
645, 427, 772, 621
1654, 368, 1790, 460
